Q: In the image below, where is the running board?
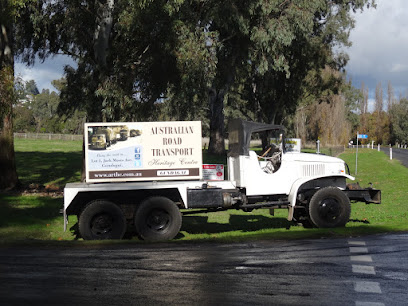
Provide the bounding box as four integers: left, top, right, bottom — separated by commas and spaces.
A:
240, 201, 290, 210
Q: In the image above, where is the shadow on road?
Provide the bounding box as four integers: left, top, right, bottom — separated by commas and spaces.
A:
181, 214, 292, 235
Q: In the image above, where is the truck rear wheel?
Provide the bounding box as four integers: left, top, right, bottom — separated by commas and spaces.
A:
309, 187, 351, 228
79, 200, 126, 240
134, 196, 182, 241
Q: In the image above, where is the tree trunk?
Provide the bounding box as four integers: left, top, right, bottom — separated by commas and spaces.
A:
93, 0, 114, 70
0, 108, 19, 190
79, 0, 115, 182
208, 87, 226, 155
0, 19, 19, 190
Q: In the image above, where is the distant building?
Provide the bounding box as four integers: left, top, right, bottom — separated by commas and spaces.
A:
16, 94, 34, 106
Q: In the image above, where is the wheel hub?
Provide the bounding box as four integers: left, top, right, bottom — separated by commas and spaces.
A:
318, 198, 341, 221
147, 209, 170, 231
91, 213, 113, 235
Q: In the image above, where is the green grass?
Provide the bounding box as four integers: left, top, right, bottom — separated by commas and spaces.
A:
340, 149, 408, 232
14, 138, 82, 187
0, 194, 77, 243
1, 139, 407, 245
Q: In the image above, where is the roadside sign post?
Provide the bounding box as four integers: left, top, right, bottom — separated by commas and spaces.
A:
356, 133, 368, 175
356, 132, 358, 175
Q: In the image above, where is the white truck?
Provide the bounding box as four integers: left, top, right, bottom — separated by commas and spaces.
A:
63, 119, 381, 241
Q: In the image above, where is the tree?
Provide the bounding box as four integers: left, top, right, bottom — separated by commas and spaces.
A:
16, 1, 115, 122
12, 0, 376, 160
25, 79, 39, 95
387, 80, 395, 112
358, 81, 369, 134
292, 67, 361, 145
31, 89, 60, 132
360, 81, 369, 115
16, 1, 190, 124
203, 0, 375, 154
375, 82, 383, 114
389, 98, 408, 145
374, 81, 384, 143
365, 111, 390, 145
13, 103, 35, 132
0, 0, 20, 189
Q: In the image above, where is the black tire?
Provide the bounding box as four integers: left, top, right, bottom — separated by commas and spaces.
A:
79, 200, 126, 240
308, 187, 351, 228
134, 196, 182, 241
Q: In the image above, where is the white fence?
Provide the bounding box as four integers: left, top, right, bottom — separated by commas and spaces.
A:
14, 133, 83, 141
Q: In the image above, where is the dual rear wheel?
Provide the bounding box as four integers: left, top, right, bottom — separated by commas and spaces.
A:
78, 196, 181, 241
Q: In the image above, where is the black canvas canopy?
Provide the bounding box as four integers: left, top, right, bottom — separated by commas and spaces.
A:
228, 119, 284, 157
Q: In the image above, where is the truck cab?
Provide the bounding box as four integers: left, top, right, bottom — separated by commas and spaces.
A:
227, 119, 380, 226
90, 134, 107, 150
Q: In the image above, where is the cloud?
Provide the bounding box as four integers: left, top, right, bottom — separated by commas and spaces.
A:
15, 55, 76, 92
346, 0, 408, 97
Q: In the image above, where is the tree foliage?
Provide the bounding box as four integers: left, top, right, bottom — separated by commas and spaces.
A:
13, 79, 86, 134
13, 0, 376, 155
389, 98, 408, 145
292, 66, 361, 146
1, 0, 384, 189
355, 80, 408, 146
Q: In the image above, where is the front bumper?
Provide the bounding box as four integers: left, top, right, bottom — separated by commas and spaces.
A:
344, 183, 381, 204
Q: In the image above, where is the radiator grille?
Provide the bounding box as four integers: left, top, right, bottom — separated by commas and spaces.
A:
302, 164, 326, 177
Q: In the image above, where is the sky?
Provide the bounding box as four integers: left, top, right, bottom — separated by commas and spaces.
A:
15, 0, 408, 105
15, 55, 76, 92
345, 0, 408, 103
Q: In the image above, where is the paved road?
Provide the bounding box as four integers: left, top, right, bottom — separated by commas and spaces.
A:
381, 147, 408, 167
1, 233, 407, 305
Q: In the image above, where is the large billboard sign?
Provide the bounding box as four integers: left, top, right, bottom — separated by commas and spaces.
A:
85, 121, 202, 182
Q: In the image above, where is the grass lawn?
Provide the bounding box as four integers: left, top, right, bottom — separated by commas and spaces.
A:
0, 139, 407, 245
340, 149, 408, 232
14, 138, 83, 188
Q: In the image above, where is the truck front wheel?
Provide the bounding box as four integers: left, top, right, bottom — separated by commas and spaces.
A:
78, 200, 126, 240
134, 196, 182, 241
309, 187, 351, 228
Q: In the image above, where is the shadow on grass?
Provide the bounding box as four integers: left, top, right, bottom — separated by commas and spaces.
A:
0, 195, 61, 228
15, 151, 82, 187
180, 214, 292, 235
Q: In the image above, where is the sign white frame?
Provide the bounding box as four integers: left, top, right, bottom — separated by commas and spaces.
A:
85, 121, 202, 182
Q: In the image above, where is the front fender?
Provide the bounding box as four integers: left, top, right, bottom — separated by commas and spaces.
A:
287, 174, 354, 221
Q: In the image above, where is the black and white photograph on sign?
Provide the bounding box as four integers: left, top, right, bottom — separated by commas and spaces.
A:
87, 125, 143, 151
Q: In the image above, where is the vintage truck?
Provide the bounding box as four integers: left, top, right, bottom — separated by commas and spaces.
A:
89, 127, 116, 149
63, 119, 381, 241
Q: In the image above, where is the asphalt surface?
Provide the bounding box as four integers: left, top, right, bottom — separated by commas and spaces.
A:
1, 233, 408, 305
380, 147, 408, 168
